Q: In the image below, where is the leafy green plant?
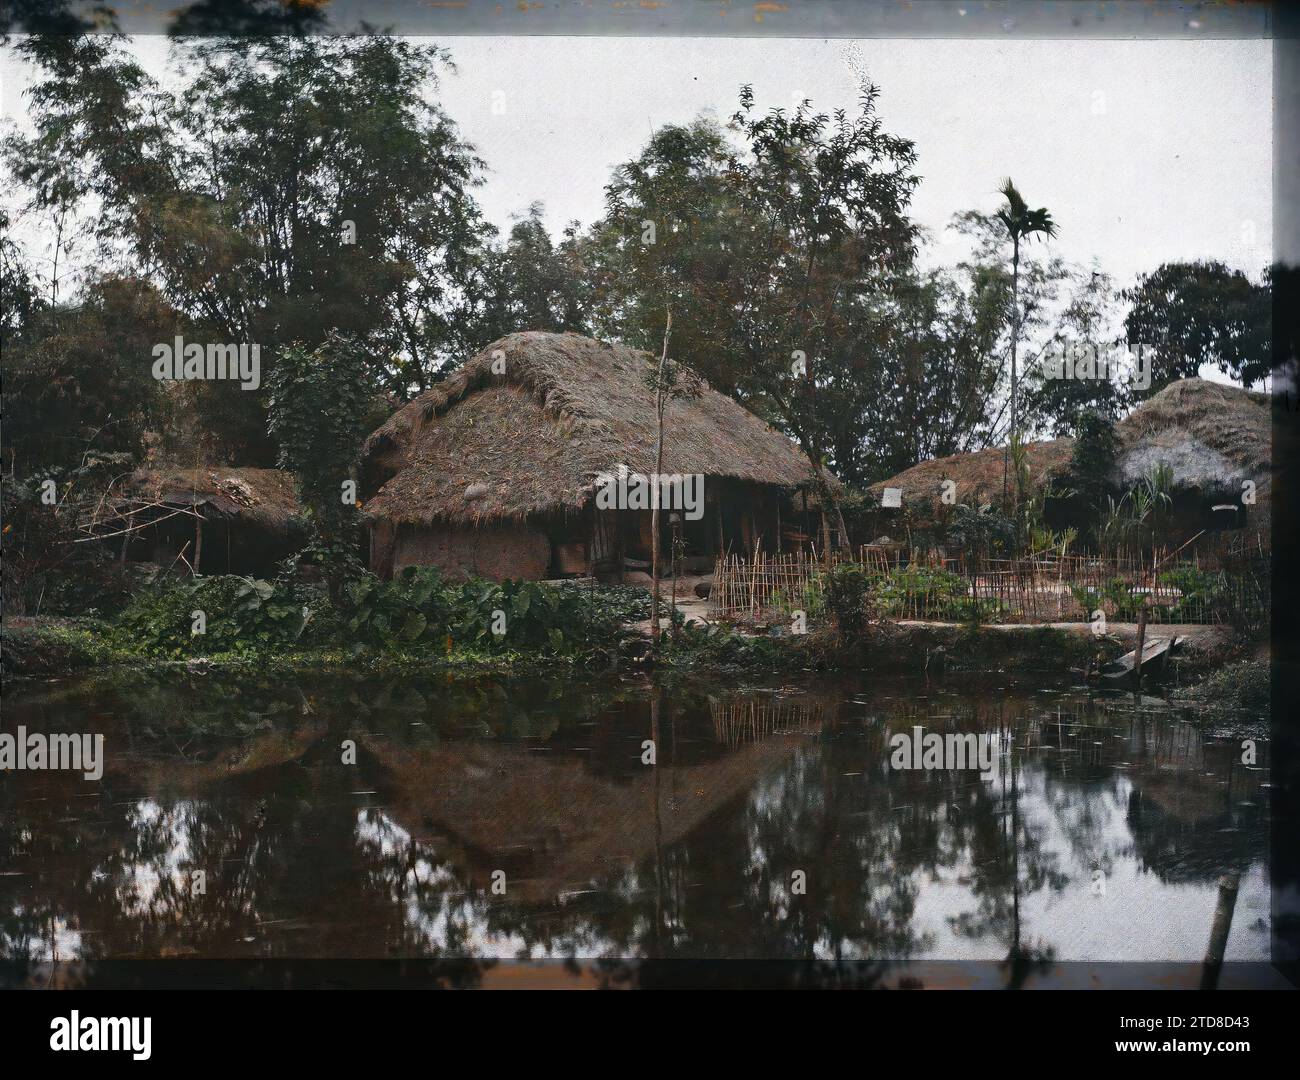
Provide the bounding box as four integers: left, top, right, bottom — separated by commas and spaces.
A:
116, 575, 318, 658
341, 568, 637, 658
944, 503, 1016, 560
1157, 565, 1227, 622
660, 621, 795, 668
823, 563, 878, 640
1099, 466, 1173, 559
872, 564, 973, 620
768, 577, 827, 621
1070, 576, 1144, 621
1066, 410, 1121, 540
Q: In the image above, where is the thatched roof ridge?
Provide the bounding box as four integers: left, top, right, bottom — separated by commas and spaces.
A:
362, 331, 829, 526
122, 466, 303, 536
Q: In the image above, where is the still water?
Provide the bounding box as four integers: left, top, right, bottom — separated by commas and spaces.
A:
1, 668, 1270, 975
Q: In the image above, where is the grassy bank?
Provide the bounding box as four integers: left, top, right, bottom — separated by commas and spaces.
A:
3, 610, 1128, 681
5, 568, 1250, 689
1173, 655, 1271, 726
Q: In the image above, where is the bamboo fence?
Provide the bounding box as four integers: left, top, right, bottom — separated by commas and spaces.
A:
710, 696, 828, 748
709, 544, 1268, 627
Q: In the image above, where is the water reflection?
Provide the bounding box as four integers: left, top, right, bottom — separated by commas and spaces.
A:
1, 670, 1270, 980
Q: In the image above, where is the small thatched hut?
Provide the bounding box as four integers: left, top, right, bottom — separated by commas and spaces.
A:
866, 378, 1271, 553
361, 332, 834, 581
101, 466, 306, 575
866, 439, 1075, 520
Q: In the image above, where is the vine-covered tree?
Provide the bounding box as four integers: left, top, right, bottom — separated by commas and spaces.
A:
266, 332, 373, 599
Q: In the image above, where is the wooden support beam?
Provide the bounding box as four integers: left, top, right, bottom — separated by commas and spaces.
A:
194, 511, 203, 575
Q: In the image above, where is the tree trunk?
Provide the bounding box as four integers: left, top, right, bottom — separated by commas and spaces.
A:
193, 512, 203, 576
1004, 240, 1021, 513
1011, 244, 1020, 450
670, 516, 680, 645
648, 311, 672, 662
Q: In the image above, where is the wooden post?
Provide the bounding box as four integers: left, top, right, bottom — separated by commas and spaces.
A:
1200, 873, 1241, 990
585, 504, 594, 579
193, 511, 203, 576
669, 513, 681, 644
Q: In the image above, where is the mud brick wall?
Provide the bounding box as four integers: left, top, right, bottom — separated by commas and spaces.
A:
391, 522, 551, 580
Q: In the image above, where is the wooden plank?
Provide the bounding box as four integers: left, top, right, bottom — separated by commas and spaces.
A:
1101, 636, 1180, 680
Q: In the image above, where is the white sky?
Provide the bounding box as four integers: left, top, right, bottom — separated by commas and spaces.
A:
1, 35, 1272, 303
432, 36, 1272, 288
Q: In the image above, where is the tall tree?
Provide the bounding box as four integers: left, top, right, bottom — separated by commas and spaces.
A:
1, 271, 175, 472
585, 119, 740, 390
471, 204, 591, 343
6, 32, 496, 460
1121, 260, 1271, 393
725, 86, 920, 515
584, 88, 920, 513
994, 179, 1057, 503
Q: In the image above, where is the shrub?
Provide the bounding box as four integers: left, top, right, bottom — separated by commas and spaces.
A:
1070, 577, 1145, 622
116, 575, 318, 658
872, 564, 973, 620
342, 568, 636, 657
944, 503, 1015, 561
1157, 565, 1227, 621
823, 564, 878, 639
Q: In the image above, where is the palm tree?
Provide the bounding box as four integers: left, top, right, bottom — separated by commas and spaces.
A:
997, 179, 1057, 510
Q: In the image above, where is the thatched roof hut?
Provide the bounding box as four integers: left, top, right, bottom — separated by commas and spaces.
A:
1115, 378, 1269, 508
102, 466, 306, 574
122, 466, 301, 533
866, 439, 1075, 516
362, 332, 835, 580
865, 378, 1271, 552
364, 331, 825, 523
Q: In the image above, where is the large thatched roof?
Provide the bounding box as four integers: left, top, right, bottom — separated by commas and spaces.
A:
119, 466, 303, 537
1114, 378, 1270, 495
869, 378, 1271, 520
361, 332, 828, 526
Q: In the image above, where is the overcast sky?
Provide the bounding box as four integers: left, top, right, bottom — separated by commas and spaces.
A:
433, 36, 1272, 288
2, 34, 1272, 297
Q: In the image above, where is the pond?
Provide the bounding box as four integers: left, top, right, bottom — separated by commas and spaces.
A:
0, 667, 1271, 983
